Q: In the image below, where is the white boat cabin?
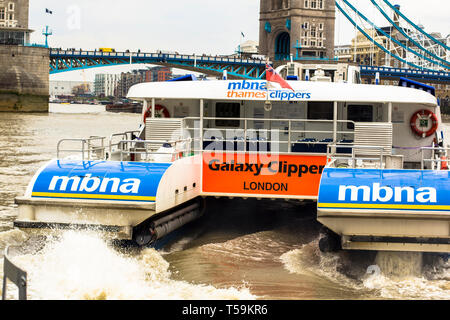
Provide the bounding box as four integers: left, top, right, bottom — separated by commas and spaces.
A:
127, 79, 441, 169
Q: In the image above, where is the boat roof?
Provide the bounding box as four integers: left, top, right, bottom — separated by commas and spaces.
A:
127, 80, 437, 106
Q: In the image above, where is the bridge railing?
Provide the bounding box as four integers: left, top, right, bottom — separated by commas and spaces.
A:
50, 49, 266, 65
360, 65, 450, 80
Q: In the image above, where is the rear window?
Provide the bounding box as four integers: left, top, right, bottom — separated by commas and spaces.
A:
307, 101, 334, 120
215, 102, 241, 127
347, 105, 373, 129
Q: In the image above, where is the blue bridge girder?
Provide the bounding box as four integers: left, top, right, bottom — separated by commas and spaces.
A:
49, 49, 267, 79
360, 66, 450, 83
49, 49, 450, 84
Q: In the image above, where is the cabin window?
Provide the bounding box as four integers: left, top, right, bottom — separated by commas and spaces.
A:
347, 105, 373, 129
215, 102, 241, 127
307, 101, 333, 120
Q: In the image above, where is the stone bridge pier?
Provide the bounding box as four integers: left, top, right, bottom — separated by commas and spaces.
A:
0, 45, 49, 112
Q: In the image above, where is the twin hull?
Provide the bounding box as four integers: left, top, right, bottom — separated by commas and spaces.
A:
14, 153, 328, 240
15, 156, 202, 240
318, 168, 450, 253
14, 153, 450, 252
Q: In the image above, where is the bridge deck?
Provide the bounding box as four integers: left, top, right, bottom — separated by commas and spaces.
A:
49, 49, 450, 83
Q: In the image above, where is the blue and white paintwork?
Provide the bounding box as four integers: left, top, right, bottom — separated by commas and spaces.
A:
30, 160, 172, 202
318, 167, 450, 212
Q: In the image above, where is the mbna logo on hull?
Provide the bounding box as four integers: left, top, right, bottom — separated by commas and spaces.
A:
338, 183, 437, 203
48, 174, 141, 194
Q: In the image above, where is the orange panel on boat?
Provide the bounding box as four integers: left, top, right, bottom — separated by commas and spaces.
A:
202, 152, 327, 198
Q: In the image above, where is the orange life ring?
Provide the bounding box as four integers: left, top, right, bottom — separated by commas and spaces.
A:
410, 109, 438, 138
143, 104, 170, 123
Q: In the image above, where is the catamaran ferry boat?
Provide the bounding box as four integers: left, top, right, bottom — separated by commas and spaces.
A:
14, 68, 450, 253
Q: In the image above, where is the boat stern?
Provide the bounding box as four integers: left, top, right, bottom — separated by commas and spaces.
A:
317, 167, 450, 253
14, 159, 171, 240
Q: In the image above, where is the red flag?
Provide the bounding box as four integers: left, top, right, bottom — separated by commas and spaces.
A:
266, 64, 294, 91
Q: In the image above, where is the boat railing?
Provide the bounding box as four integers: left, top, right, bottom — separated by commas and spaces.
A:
109, 131, 141, 156
420, 146, 449, 170
326, 143, 387, 169
117, 139, 191, 162
56, 136, 106, 160
182, 117, 356, 154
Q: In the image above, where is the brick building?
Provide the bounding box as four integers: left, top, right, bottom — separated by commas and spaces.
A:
114, 67, 173, 98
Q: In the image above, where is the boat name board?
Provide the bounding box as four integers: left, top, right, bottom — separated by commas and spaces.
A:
202, 153, 327, 197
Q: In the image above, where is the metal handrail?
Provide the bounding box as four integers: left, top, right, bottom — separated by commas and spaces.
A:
117, 139, 191, 162
421, 146, 449, 170
57, 136, 106, 160
109, 131, 140, 156
184, 116, 356, 124
182, 116, 356, 153
326, 144, 386, 169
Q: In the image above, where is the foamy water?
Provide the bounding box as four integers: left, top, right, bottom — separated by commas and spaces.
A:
280, 241, 450, 300
3, 231, 254, 300
1, 112, 449, 300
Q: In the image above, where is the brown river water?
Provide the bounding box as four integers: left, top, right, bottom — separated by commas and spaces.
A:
0, 104, 449, 300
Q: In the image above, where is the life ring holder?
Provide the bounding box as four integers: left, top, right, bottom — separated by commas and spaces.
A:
143, 104, 170, 123
410, 109, 438, 138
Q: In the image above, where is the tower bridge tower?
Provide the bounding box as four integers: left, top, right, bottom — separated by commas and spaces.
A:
0, 0, 49, 112
259, 0, 335, 61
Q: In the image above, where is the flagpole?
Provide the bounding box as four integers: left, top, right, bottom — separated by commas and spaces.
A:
44, 8, 53, 48
264, 59, 272, 113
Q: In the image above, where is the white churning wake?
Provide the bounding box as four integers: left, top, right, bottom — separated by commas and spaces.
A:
280, 240, 450, 300
8, 231, 255, 300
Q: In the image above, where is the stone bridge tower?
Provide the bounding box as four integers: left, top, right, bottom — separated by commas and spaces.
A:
259, 0, 335, 62
0, 0, 49, 112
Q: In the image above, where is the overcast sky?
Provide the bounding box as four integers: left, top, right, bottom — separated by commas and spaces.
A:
28, 0, 448, 81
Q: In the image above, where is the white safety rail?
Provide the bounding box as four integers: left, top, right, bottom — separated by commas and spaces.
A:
421, 146, 450, 170
109, 131, 140, 157
55, 129, 191, 163
56, 136, 106, 160
182, 117, 357, 154
326, 143, 387, 169
117, 139, 191, 162
54, 118, 396, 163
